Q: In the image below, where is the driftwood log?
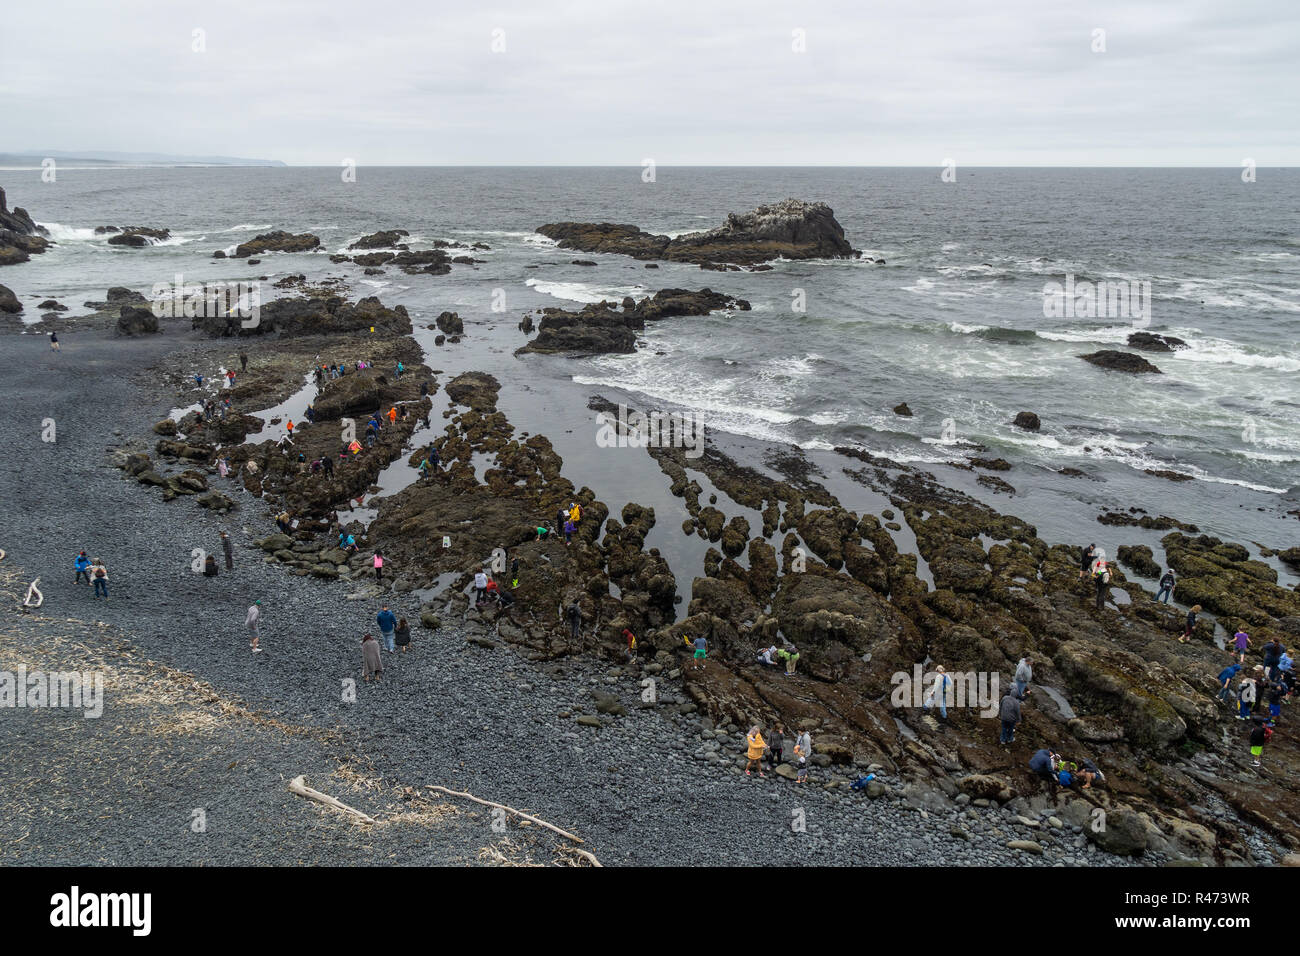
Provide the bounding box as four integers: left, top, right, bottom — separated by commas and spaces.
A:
427, 784, 602, 866
287, 774, 377, 824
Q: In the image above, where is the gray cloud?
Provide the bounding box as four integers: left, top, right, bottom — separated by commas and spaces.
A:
2, 0, 1296, 164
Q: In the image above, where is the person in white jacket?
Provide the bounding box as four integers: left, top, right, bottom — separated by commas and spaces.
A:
246, 600, 263, 653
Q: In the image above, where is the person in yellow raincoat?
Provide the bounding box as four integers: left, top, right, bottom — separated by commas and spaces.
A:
569, 502, 581, 525
745, 726, 768, 777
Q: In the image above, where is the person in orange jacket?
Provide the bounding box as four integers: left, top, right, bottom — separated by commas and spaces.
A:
745, 726, 768, 778
388, 406, 397, 424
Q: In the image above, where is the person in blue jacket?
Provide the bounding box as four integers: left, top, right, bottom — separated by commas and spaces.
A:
74, 551, 92, 585
376, 604, 398, 653
1216, 663, 1242, 704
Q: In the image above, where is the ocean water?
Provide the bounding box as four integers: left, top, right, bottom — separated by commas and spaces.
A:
5, 165, 1298, 574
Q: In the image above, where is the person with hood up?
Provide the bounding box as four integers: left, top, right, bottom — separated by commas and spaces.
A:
361, 633, 383, 681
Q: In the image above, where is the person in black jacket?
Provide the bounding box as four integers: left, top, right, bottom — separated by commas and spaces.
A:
1079, 543, 1096, 579
1156, 569, 1175, 604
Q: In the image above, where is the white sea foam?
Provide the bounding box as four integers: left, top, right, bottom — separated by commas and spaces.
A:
525, 278, 646, 304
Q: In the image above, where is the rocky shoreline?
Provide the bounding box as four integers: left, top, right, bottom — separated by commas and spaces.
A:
2, 196, 1298, 867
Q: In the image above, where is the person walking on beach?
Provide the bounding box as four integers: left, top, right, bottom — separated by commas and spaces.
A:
1216, 663, 1241, 704
203, 553, 219, 577
74, 551, 91, 586
1156, 569, 1176, 604
90, 558, 109, 600
376, 604, 397, 653
1181, 605, 1201, 643
1014, 656, 1034, 699
50, 331, 60, 352
361, 633, 383, 682
239, 352, 248, 372
220, 530, 234, 570
766, 724, 785, 772
745, 726, 768, 777
925, 665, 952, 720
999, 688, 1022, 744
218, 457, 229, 479
1234, 630, 1250, 664
793, 730, 812, 783
395, 617, 411, 654
246, 600, 262, 652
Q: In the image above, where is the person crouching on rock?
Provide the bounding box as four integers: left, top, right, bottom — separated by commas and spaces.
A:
362, 633, 383, 682
203, 553, 218, 577
1028, 748, 1060, 784
745, 726, 768, 778
757, 645, 778, 667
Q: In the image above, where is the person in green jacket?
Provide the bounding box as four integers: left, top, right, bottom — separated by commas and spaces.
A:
777, 646, 800, 677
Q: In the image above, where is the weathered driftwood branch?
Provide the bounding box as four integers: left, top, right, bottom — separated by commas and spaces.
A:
427, 784, 602, 866
288, 774, 377, 824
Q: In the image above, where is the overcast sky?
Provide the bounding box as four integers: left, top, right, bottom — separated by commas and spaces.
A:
3, 0, 1297, 165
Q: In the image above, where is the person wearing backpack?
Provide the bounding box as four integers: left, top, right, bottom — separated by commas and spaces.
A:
1249, 718, 1271, 768
91, 559, 109, 600
1238, 671, 1258, 720
925, 665, 953, 720
1092, 560, 1111, 610
1156, 569, 1176, 604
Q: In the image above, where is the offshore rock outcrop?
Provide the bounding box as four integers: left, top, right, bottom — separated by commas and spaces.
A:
537, 199, 858, 267
0, 186, 50, 265
519, 288, 750, 355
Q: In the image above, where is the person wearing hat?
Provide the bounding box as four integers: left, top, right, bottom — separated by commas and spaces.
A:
925, 665, 952, 719
247, 600, 263, 653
